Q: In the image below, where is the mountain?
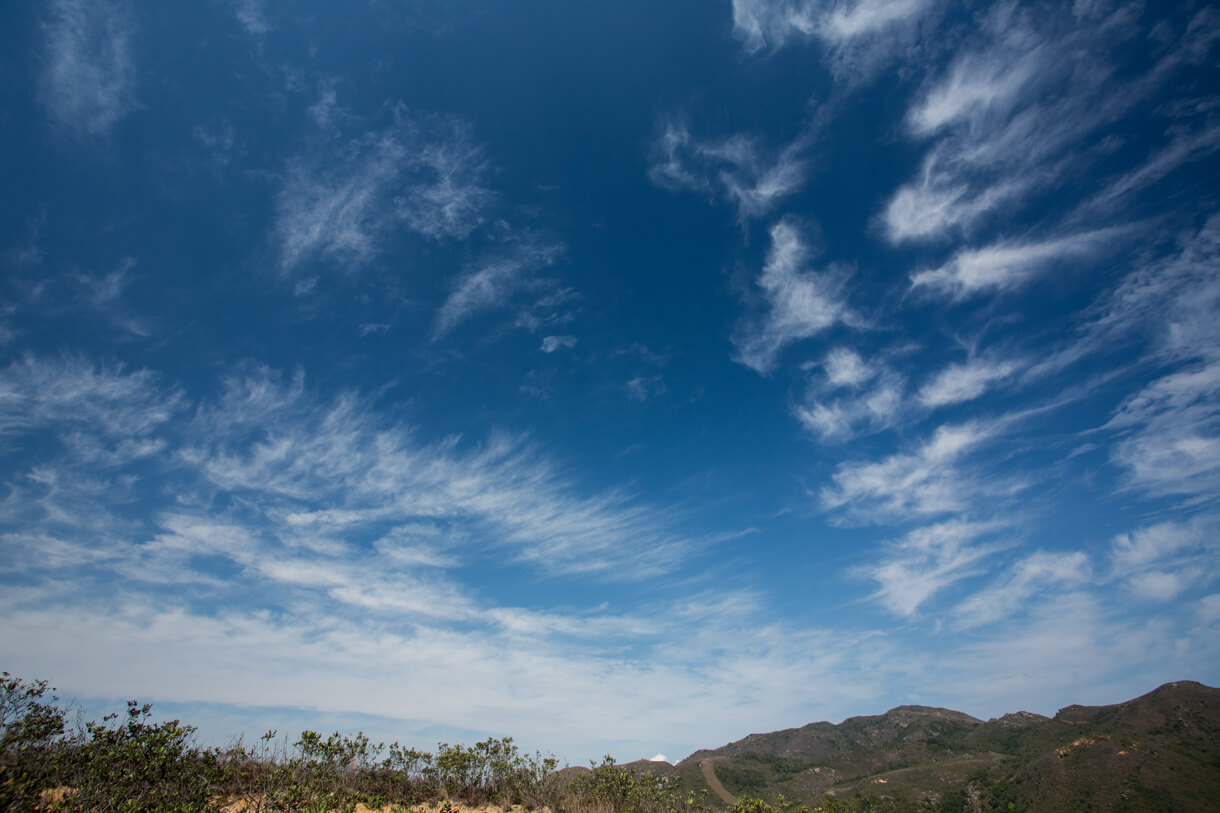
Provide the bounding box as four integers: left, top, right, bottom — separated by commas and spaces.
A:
647, 681, 1220, 812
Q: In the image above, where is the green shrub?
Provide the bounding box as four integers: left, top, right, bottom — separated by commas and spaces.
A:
0, 671, 69, 810
63, 700, 220, 812
566, 756, 697, 813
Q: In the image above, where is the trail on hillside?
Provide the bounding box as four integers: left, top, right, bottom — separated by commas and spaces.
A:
700, 759, 737, 805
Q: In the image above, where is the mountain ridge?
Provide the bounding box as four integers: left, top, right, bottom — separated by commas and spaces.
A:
635, 680, 1220, 812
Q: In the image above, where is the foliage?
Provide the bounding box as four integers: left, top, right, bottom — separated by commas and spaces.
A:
2, 670, 1215, 812
0, 671, 68, 810
64, 700, 219, 812
567, 756, 699, 813
0, 670, 574, 812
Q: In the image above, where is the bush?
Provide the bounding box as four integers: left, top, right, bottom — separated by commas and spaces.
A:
0, 671, 69, 810
566, 756, 698, 813
63, 701, 219, 812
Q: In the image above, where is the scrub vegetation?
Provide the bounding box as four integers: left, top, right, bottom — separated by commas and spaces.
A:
0, 672, 870, 813
3, 672, 1217, 812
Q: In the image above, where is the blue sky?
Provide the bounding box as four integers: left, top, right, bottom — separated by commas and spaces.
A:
2, 0, 1218, 764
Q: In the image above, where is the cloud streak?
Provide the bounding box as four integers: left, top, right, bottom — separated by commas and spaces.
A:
731, 0, 930, 53
647, 118, 809, 226
910, 230, 1118, 299
882, 4, 1220, 243
275, 109, 494, 275
39, 0, 137, 137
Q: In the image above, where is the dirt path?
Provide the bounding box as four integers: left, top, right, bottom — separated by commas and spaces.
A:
700, 759, 737, 805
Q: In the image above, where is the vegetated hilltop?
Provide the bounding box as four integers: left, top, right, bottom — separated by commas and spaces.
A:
650, 680, 1220, 812
3, 670, 1217, 812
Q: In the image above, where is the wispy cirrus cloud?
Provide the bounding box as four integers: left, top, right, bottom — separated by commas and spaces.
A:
865, 518, 1006, 616
794, 348, 904, 441
821, 421, 1005, 521
0, 355, 178, 449
433, 241, 565, 339
229, 0, 271, 37
951, 550, 1090, 629
1106, 360, 1220, 502
917, 357, 1019, 408
2, 358, 700, 585
733, 218, 858, 374
731, 0, 930, 53
909, 229, 1118, 299
1109, 519, 1218, 601
647, 118, 809, 226
0, 356, 934, 758
881, 3, 1220, 243
275, 107, 494, 275
540, 335, 577, 353
39, 0, 138, 137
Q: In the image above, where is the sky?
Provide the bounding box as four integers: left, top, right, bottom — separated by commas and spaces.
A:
1, 0, 1218, 765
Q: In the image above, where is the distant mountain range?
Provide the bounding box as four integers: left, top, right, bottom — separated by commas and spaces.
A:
613, 680, 1220, 812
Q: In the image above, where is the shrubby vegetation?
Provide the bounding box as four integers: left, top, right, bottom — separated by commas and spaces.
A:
0, 671, 889, 812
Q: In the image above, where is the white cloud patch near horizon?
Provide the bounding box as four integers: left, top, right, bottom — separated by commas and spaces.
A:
1, 357, 1216, 761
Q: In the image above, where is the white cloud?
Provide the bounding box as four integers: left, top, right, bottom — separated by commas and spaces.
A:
1026, 214, 1220, 382
1108, 520, 1217, 602
910, 230, 1117, 298
821, 421, 1003, 520
39, 0, 137, 137
0, 592, 916, 762
733, 219, 856, 374
647, 120, 808, 225
275, 110, 494, 275
540, 335, 577, 353
880, 167, 1029, 243
882, 4, 1220, 243
1111, 522, 1201, 572
907, 48, 1041, 135
918, 358, 1017, 407
795, 352, 904, 442
396, 131, 495, 241
825, 0, 930, 42
230, 0, 271, 37
938, 592, 1206, 718
1127, 571, 1188, 601
822, 347, 875, 388
1088, 123, 1220, 212
952, 550, 1090, 629
624, 375, 666, 403
1107, 360, 1220, 500
433, 242, 564, 339
730, 0, 929, 53
2, 360, 694, 581
0, 356, 178, 451
867, 519, 1006, 616
646, 119, 709, 193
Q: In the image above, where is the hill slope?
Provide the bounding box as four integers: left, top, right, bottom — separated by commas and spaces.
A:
657, 681, 1220, 812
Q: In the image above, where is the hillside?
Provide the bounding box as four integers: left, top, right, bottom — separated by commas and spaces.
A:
654, 681, 1220, 812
